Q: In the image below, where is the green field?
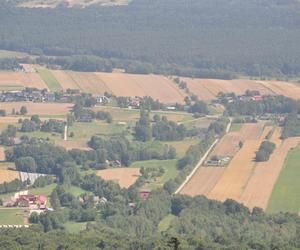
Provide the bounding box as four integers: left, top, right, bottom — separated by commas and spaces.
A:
64, 221, 88, 233
131, 159, 178, 189
0, 209, 25, 225
37, 68, 62, 92
230, 123, 243, 132
68, 122, 127, 140
267, 144, 300, 214
165, 139, 199, 158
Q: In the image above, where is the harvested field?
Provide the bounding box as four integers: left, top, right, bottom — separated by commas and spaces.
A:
180, 167, 226, 197
56, 140, 92, 151
0, 72, 47, 90
51, 70, 79, 90
181, 78, 215, 101
0, 102, 73, 115
258, 81, 300, 100
96, 168, 140, 188
66, 71, 110, 94
208, 126, 272, 202
0, 170, 20, 184
240, 135, 300, 210
183, 78, 300, 101
96, 72, 185, 103
210, 132, 242, 157
239, 122, 265, 140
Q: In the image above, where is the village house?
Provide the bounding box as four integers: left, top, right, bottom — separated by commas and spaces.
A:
3, 191, 47, 210
139, 189, 151, 200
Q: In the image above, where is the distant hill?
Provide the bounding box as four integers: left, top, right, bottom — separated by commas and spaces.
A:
6, 0, 131, 8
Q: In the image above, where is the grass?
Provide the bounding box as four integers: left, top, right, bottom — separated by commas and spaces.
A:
165, 139, 199, 158
0, 208, 25, 225
158, 214, 176, 232
267, 143, 300, 214
68, 121, 127, 140
18, 130, 62, 142
230, 123, 243, 132
131, 159, 178, 189
64, 221, 88, 233
37, 68, 62, 92
29, 184, 57, 197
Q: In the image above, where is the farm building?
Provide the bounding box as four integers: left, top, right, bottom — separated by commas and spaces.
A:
3, 191, 47, 209
139, 189, 151, 200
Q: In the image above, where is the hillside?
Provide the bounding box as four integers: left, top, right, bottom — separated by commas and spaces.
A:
1, 0, 300, 77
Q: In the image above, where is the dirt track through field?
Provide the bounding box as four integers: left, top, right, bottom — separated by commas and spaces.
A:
207, 125, 271, 202
240, 134, 300, 210
96, 168, 140, 188
180, 167, 226, 196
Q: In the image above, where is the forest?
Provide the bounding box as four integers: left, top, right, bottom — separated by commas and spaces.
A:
1, 0, 300, 77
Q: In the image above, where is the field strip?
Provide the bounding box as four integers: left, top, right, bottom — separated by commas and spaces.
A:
240, 136, 300, 210
180, 167, 226, 196
207, 125, 271, 202
175, 139, 219, 194
176, 119, 232, 194
65, 71, 84, 91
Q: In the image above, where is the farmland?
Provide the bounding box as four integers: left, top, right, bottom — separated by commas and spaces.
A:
0, 102, 73, 116
179, 122, 300, 212
96, 168, 140, 188
37, 68, 62, 92
2, 67, 300, 104
0, 209, 26, 225
0, 71, 47, 90
267, 143, 300, 214
0, 170, 20, 184
179, 123, 268, 200
131, 159, 178, 189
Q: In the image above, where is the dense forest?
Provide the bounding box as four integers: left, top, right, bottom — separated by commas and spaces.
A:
2, 194, 300, 249
1, 0, 300, 77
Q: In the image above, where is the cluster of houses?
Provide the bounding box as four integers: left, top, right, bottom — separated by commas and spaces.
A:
0, 89, 56, 103
0, 88, 112, 105
3, 191, 47, 211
